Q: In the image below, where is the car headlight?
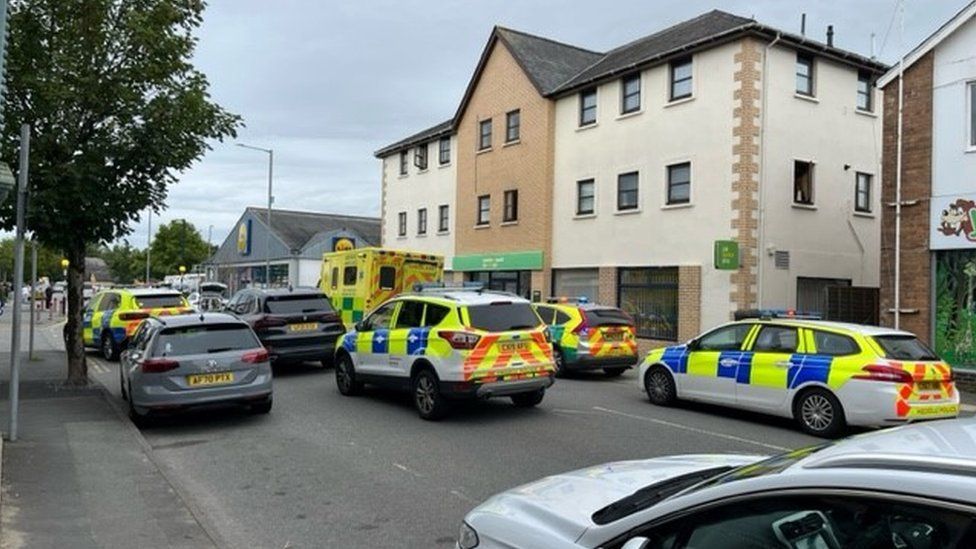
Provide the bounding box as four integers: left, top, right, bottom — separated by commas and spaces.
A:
458, 521, 479, 549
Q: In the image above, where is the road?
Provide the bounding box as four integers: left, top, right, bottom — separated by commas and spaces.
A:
37, 320, 958, 548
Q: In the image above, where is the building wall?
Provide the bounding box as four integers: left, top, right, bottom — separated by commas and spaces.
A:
880, 52, 934, 338
551, 41, 741, 331
760, 44, 882, 308
455, 40, 554, 293
379, 136, 457, 266
932, 17, 976, 197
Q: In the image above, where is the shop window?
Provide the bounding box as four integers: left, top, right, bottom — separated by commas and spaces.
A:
378, 266, 396, 290
617, 267, 678, 340
552, 268, 599, 303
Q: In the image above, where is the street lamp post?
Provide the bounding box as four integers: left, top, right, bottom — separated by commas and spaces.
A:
60, 259, 68, 315
236, 143, 273, 288
179, 264, 186, 292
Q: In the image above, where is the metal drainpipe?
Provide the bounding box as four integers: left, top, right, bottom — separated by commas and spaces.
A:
757, 32, 782, 309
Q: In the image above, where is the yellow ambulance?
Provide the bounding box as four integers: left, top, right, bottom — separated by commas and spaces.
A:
318, 248, 444, 325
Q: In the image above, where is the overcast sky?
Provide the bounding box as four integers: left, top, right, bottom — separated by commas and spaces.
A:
124, 0, 968, 250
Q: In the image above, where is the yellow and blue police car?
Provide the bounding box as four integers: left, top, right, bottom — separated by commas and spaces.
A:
334, 286, 556, 420
533, 298, 638, 377
82, 288, 192, 361
639, 313, 959, 437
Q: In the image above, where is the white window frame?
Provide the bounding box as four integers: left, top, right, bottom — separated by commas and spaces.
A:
854, 172, 872, 213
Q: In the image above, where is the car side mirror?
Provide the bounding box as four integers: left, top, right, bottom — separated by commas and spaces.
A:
686, 338, 698, 351
354, 321, 366, 332
621, 538, 651, 549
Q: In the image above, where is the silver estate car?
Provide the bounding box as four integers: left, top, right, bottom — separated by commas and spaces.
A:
458, 418, 976, 549
120, 313, 273, 424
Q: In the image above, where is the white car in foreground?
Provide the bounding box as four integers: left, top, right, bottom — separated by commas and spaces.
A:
458, 418, 976, 549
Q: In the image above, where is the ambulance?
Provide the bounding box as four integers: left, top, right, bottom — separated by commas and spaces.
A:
318, 248, 444, 325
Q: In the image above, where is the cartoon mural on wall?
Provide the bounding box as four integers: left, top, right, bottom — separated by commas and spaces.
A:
937, 199, 976, 241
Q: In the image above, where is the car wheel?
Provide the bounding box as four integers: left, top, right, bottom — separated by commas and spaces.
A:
249, 397, 273, 415
553, 349, 567, 378
511, 389, 545, 408
644, 366, 677, 406
335, 354, 363, 396
603, 367, 627, 378
794, 388, 846, 438
412, 369, 449, 421
101, 334, 119, 361
127, 382, 150, 427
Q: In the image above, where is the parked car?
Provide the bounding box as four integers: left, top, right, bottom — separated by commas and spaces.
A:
77, 287, 192, 360
639, 316, 959, 437
188, 291, 226, 312
224, 287, 344, 367
334, 287, 556, 420
119, 313, 273, 424
458, 418, 976, 549
533, 299, 637, 377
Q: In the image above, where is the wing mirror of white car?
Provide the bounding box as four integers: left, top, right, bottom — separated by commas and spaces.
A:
621, 537, 651, 549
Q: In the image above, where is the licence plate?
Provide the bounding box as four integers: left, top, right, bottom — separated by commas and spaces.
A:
916, 380, 942, 391
290, 322, 318, 332
603, 331, 625, 342
187, 372, 234, 387
499, 342, 530, 353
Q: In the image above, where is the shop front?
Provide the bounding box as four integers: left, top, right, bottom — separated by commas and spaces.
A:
452, 251, 544, 300
932, 194, 976, 371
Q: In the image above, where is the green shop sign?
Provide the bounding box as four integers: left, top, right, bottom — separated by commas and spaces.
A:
714, 240, 739, 270
452, 251, 544, 271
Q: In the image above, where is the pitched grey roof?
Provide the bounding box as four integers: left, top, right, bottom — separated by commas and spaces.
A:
555, 10, 753, 93
247, 207, 381, 252
374, 119, 453, 158
495, 27, 603, 94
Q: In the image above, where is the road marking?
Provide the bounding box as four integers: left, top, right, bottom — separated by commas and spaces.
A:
392, 462, 423, 478
552, 408, 598, 415
592, 406, 790, 452
450, 489, 477, 504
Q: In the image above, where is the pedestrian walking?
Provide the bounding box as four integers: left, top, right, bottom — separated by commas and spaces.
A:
45, 284, 53, 310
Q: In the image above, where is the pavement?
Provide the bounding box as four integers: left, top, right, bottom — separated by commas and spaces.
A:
0, 311, 974, 548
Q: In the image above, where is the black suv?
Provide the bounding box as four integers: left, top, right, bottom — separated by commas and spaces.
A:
225, 287, 344, 366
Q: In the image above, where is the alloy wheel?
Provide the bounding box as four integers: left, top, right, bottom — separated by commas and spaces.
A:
801, 394, 834, 432
415, 375, 436, 416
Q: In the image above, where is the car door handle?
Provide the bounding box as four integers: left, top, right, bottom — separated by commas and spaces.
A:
775, 361, 792, 368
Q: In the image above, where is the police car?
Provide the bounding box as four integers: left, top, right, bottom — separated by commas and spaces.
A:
533, 298, 637, 377
639, 314, 959, 437
334, 286, 556, 420
80, 288, 192, 361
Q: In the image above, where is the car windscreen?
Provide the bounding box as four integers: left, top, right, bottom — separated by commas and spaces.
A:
264, 294, 334, 315
873, 335, 940, 361
154, 324, 259, 356
134, 294, 185, 309
586, 308, 633, 327
467, 302, 541, 332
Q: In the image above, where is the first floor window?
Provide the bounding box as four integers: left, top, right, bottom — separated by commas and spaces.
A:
667, 162, 691, 205
478, 119, 492, 150
438, 204, 449, 232
506, 110, 520, 142
617, 172, 639, 211
794, 160, 814, 205
621, 74, 641, 113
417, 208, 427, 235
503, 190, 518, 222
397, 212, 407, 236
857, 70, 873, 112
669, 57, 693, 101
855, 172, 872, 213
414, 143, 428, 170
439, 136, 451, 165
579, 88, 597, 126
617, 267, 678, 340
399, 151, 408, 175
577, 179, 595, 215
796, 53, 815, 96
477, 195, 490, 225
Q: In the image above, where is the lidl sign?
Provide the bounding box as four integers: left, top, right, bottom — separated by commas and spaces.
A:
714, 240, 739, 270
237, 219, 252, 256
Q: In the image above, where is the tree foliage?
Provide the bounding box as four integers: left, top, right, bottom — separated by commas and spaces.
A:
0, 238, 65, 282
0, 0, 242, 382
149, 219, 212, 278
96, 241, 147, 284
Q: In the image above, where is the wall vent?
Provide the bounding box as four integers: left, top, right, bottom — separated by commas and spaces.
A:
774, 250, 791, 270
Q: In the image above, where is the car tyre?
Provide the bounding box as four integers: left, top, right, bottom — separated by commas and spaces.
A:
794, 388, 846, 438
644, 366, 677, 406
249, 397, 273, 415
511, 389, 545, 408
603, 367, 627, 378
127, 382, 150, 427
553, 349, 568, 378
101, 334, 119, 362
412, 369, 449, 421
335, 354, 363, 396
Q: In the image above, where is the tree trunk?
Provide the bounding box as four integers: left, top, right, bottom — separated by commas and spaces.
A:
65, 245, 87, 385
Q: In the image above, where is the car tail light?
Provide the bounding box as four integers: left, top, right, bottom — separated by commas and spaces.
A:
141, 358, 179, 373
242, 348, 270, 364
119, 311, 149, 321
439, 330, 481, 350
253, 315, 287, 330
573, 309, 591, 336
852, 364, 914, 384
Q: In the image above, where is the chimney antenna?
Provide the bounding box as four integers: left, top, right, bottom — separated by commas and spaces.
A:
827, 25, 834, 47
801, 13, 806, 36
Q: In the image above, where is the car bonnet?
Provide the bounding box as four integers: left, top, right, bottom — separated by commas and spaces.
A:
464, 454, 764, 544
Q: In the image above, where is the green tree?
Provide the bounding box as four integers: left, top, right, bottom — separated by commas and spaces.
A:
0, 0, 241, 383
149, 219, 211, 278
97, 241, 147, 284
0, 238, 64, 282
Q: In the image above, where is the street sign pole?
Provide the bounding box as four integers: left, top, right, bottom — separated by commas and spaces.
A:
8, 124, 30, 442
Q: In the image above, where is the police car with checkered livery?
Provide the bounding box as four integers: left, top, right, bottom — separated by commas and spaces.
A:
639, 315, 959, 437
333, 285, 556, 420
